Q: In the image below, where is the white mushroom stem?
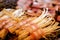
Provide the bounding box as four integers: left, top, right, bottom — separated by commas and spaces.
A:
24, 8, 53, 27
37, 17, 48, 26
0, 12, 4, 17
38, 18, 55, 28
31, 8, 52, 23
2, 9, 25, 21
0, 15, 10, 20
31, 8, 45, 23
12, 9, 25, 18
44, 22, 59, 35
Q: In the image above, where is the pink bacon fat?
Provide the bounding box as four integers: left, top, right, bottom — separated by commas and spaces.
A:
15, 17, 36, 29
0, 18, 11, 29
23, 23, 39, 33
8, 17, 35, 33
4, 20, 17, 29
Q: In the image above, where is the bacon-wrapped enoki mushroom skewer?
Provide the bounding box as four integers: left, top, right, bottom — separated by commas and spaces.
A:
17, 9, 56, 40
19, 22, 59, 40
16, 15, 55, 35
0, 15, 12, 29
18, 17, 55, 40
24, 22, 59, 40
0, 10, 18, 39
0, 9, 37, 34
15, 8, 53, 34
2, 8, 26, 22
0, 19, 17, 39
14, 8, 45, 35
8, 17, 37, 33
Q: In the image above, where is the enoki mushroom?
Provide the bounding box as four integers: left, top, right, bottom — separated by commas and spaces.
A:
0, 8, 59, 40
